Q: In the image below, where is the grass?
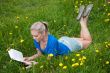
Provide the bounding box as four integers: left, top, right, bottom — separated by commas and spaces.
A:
0, 0, 110, 73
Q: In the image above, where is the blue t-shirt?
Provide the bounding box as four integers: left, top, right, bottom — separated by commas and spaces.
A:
33, 34, 70, 56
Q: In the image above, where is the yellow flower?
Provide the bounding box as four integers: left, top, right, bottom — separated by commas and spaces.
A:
81, 50, 84, 53
48, 53, 53, 57
80, 1, 83, 3
99, 58, 102, 61
82, 56, 86, 60
40, 65, 43, 68
103, 4, 106, 6
75, 5, 77, 8
104, 19, 109, 22
106, 61, 109, 64
72, 58, 75, 62
76, 53, 80, 57
95, 50, 99, 53
80, 62, 83, 66
25, 17, 28, 19
108, 13, 110, 16
15, 26, 18, 28
106, 45, 109, 48
63, 66, 67, 69
9, 32, 13, 35
65, 56, 68, 60
20, 39, 24, 43
59, 63, 63, 67
16, 16, 20, 19
79, 58, 82, 61
72, 63, 79, 67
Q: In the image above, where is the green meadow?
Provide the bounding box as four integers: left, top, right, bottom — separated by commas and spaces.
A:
0, 0, 110, 73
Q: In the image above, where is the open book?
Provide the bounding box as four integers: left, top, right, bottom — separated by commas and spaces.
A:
8, 49, 38, 69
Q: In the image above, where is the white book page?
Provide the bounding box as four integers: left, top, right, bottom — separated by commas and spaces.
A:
8, 49, 24, 62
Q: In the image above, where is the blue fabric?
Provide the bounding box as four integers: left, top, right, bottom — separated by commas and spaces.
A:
34, 34, 70, 56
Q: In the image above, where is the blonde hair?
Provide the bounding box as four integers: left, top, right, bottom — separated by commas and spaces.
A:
30, 21, 48, 33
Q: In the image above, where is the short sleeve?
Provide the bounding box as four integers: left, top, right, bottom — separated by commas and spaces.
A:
33, 39, 41, 50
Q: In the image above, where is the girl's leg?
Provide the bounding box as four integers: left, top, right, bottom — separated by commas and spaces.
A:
73, 16, 92, 49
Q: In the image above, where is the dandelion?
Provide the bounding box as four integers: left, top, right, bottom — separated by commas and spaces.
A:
20, 39, 24, 43
82, 56, 86, 60
40, 65, 43, 68
75, 5, 77, 8
54, 20, 56, 22
65, 56, 68, 60
99, 58, 102, 61
80, 1, 83, 3
80, 62, 83, 66
59, 63, 63, 67
104, 19, 109, 22
72, 63, 79, 67
16, 16, 20, 19
95, 49, 99, 53
64, 25, 66, 26
104, 42, 108, 44
9, 32, 13, 35
103, 4, 106, 7
76, 53, 80, 57
15, 26, 18, 29
48, 53, 53, 57
72, 58, 75, 62
81, 50, 84, 53
63, 66, 67, 69
26, 17, 28, 19
105, 61, 109, 64
106, 45, 109, 48
108, 13, 110, 16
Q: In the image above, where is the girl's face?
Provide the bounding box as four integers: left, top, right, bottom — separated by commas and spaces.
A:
31, 30, 43, 42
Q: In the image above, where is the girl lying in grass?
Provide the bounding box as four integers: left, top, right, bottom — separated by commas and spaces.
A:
24, 4, 93, 62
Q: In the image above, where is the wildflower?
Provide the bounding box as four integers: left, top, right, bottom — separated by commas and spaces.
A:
106, 61, 109, 64
63, 66, 67, 69
54, 20, 56, 22
95, 49, 99, 53
80, 62, 83, 66
64, 25, 66, 26
72, 58, 75, 62
99, 58, 102, 61
16, 16, 20, 19
82, 56, 86, 60
106, 45, 108, 48
80, 1, 83, 3
72, 63, 79, 67
9, 32, 13, 35
20, 39, 24, 43
81, 50, 84, 53
108, 13, 110, 16
48, 53, 53, 57
59, 63, 63, 67
65, 56, 68, 60
79, 58, 82, 61
104, 42, 108, 44
15, 26, 18, 29
26, 17, 28, 19
40, 65, 43, 68
104, 19, 109, 22
75, 6, 77, 8
76, 53, 80, 57
103, 4, 106, 7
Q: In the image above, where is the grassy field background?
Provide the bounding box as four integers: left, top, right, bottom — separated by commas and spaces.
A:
0, 0, 110, 73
